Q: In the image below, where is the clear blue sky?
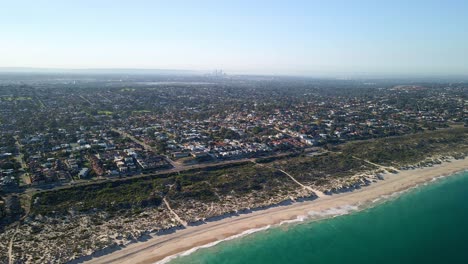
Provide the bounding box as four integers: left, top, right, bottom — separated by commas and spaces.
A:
1, 0, 467, 76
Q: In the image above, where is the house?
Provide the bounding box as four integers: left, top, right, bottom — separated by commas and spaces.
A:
78, 168, 90, 179
0, 153, 13, 159
191, 151, 209, 158
172, 152, 190, 158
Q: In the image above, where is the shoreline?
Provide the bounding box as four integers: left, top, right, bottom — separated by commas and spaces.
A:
84, 158, 468, 264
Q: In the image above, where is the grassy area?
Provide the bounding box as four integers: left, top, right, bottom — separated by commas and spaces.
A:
1, 96, 32, 101
132, 110, 152, 114
32, 178, 169, 215
97, 110, 113, 115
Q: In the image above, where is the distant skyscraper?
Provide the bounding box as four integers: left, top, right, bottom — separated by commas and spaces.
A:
211, 69, 226, 77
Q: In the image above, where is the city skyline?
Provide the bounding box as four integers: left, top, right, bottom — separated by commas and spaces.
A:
1, 0, 468, 76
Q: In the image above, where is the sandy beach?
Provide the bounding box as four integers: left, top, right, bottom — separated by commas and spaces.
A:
84, 158, 468, 264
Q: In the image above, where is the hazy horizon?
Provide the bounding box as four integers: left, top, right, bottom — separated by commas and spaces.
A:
1, 0, 468, 76
1, 66, 468, 80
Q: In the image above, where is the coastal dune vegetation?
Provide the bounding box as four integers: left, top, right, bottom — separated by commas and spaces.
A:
341, 128, 468, 166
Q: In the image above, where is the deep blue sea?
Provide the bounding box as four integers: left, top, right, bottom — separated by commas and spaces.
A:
168, 170, 468, 264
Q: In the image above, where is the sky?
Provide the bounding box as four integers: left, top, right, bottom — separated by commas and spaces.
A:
1, 0, 467, 76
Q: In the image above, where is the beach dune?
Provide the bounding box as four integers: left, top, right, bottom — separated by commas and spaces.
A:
85, 158, 468, 264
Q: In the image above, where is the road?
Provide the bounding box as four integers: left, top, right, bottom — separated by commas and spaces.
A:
13, 136, 31, 186
111, 128, 180, 169
21, 157, 262, 195
79, 95, 93, 105
20, 150, 300, 196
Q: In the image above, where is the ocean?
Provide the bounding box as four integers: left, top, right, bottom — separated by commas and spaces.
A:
167, 170, 468, 264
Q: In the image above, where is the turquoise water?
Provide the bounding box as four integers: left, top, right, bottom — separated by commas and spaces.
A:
169, 170, 468, 264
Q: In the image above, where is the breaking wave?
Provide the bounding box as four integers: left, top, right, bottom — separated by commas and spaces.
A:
155, 204, 362, 264
156, 225, 272, 264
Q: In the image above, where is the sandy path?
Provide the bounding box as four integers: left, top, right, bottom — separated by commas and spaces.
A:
277, 168, 325, 197
163, 198, 187, 227
352, 156, 400, 172
255, 161, 325, 197
8, 224, 19, 264
85, 158, 467, 264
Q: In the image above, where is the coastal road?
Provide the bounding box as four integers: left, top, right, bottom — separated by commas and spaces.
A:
21, 157, 258, 195
21, 150, 296, 196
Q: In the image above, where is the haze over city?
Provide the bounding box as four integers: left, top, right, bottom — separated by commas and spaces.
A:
1, 0, 468, 76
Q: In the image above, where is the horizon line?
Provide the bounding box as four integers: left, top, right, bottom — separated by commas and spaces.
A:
0, 67, 468, 80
